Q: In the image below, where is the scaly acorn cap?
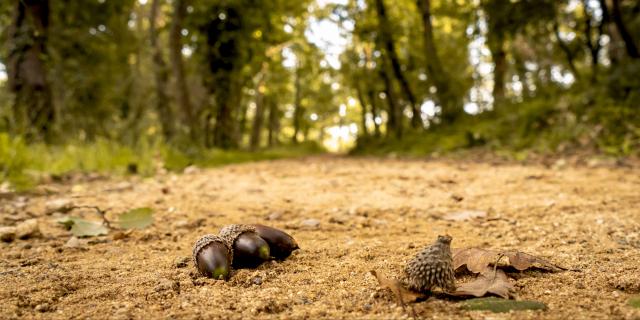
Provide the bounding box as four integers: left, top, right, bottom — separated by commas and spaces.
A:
192, 234, 233, 278
219, 224, 257, 245
403, 235, 456, 293
219, 224, 271, 268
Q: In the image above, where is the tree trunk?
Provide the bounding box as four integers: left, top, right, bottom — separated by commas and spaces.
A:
7, 0, 54, 141
610, 0, 639, 58
374, 0, 421, 129
355, 82, 369, 137
169, 0, 195, 138
292, 67, 302, 144
553, 21, 580, 80
582, 0, 603, 82
416, 0, 461, 123
367, 88, 381, 137
487, 30, 507, 106
267, 98, 280, 147
249, 76, 266, 150
379, 65, 402, 139
150, 0, 175, 141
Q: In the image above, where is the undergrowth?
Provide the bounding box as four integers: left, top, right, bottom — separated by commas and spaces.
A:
352, 86, 639, 159
0, 135, 323, 191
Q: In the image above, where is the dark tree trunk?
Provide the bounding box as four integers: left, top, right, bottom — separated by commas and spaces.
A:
374, 0, 421, 129
355, 83, 369, 137
416, 0, 461, 123
7, 0, 54, 141
610, 0, 639, 58
553, 21, 580, 80
379, 65, 402, 139
292, 67, 303, 144
367, 89, 381, 137
489, 34, 507, 105
267, 98, 280, 147
205, 6, 242, 149
249, 76, 266, 150
582, 0, 603, 82
150, 0, 175, 141
169, 0, 196, 138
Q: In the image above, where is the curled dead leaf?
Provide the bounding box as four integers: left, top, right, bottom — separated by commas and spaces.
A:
451, 267, 515, 299
370, 270, 426, 304
453, 247, 567, 273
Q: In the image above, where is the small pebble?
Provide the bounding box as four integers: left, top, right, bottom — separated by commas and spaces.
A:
301, 219, 320, 229
174, 256, 190, 268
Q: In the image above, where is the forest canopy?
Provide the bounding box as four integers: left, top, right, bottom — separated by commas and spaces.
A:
0, 0, 639, 185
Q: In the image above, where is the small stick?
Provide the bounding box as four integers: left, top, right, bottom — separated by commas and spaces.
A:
68, 205, 114, 229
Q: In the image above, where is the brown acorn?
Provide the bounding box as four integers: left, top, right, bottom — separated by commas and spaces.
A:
251, 224, 299, 259
192, 234, 233, 279
220, 224, 271, 268
402, 235, 456, 293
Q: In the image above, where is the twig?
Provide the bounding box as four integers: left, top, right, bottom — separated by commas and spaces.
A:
67, 205, 114, 229
492, 253, 505, 280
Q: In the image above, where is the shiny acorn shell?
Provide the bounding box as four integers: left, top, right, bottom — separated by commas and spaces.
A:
192, 234, 233, 279
220, 224, 271, 268
251, 224, 299, 259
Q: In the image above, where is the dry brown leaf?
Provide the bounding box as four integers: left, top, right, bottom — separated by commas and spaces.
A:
370, 270, 426, 304
453, 247, 566, 273
443, 210, 487, 221
451, 267, 515, 299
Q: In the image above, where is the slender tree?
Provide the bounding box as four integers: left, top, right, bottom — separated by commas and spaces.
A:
415, 0, 462, 122
374, 0, 421, 129
150, 0, 174, 141
169, 0, 195, 138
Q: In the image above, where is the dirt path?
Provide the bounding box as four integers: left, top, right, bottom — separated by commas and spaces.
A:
1, 156, 639, 319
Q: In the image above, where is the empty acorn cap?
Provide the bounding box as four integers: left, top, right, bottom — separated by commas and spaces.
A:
220, 224, 271, 268
192, 234, 233, 279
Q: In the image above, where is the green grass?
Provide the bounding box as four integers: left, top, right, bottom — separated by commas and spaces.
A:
0, 134, 323, 191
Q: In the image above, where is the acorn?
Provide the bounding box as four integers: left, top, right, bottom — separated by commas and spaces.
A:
402, 235, 456, 293
220, 224, 271, 268
251, 224, 299, 259
192, 234, 233, 279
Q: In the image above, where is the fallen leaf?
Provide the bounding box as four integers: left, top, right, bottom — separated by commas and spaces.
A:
451, 267, 515, 299
443, 210, 486, 221
70, 218, 109, 237
57, 216, 84, 230
370, 270, 426, 304
453, 247, 566, 273
117, 207, 154, 230
462, 297, 547, 313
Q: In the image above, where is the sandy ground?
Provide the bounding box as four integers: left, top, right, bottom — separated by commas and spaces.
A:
1, 155, 639, 319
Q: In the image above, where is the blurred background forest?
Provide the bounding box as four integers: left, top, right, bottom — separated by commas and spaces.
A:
0, 0, 639, 190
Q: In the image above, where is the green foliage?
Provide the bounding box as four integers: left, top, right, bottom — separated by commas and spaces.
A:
57, 216, 109, 238
462, 297, 547, 313
629, 295, 640, 309
0, 134, 323, 191
117, 207, 154, 230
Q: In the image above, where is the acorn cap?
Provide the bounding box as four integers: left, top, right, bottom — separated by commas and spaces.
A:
192, 234, 233, 271
219, 224, 257, 246
403, 235, 456, 293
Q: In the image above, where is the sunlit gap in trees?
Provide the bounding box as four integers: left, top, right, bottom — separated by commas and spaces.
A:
303, 0, 354, 152
0, 63, 7, 82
